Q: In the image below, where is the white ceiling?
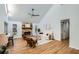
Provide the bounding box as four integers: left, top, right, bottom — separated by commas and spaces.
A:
7, 4, 52, 23
0, 4, 7, 20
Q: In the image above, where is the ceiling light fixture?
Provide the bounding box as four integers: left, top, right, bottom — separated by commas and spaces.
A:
28, 8, 39, 17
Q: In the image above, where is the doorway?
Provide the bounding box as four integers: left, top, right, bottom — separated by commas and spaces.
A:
13, 24, 17, 35
61, 19, 70, 42
4, 22, 8, 35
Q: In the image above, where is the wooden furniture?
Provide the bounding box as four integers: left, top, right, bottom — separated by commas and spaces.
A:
26, 37, 37, 48
8, 36, 14, 46
22, 34, 37, 48
22, 23, 32, 35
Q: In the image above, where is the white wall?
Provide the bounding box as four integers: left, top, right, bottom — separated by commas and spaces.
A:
64, 5, 79, 50
0, 4, 8, 34
32, 23, 38, 35
0, 19, 4, 34
57, 5, 79, 49
38, 5, 63, 41
8, 21, 22, 38
38, 4, 79, 49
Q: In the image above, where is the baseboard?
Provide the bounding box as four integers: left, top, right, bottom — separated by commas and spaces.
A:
69, 45, 79, 50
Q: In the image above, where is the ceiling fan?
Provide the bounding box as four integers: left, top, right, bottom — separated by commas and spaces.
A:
28, 8, 39, 17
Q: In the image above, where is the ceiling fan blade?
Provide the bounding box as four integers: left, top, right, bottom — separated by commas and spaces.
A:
32, 14, 39, 16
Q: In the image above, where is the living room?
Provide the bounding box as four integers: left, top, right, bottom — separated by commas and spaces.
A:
0, 4, 79, 54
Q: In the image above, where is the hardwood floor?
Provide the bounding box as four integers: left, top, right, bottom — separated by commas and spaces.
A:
8, 38, 79, 54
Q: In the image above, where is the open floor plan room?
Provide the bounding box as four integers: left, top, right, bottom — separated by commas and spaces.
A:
0, 4, 79, 54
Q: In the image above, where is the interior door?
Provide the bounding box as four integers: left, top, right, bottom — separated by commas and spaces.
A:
61, 19, 69, 40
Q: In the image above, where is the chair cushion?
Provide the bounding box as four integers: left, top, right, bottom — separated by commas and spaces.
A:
0, 34, 8, 46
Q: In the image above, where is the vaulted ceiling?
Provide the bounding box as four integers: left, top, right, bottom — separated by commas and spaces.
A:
0, 4, 7, 20
7, 4, 52, 23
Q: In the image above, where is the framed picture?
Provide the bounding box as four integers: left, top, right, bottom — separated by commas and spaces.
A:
13, 24, 17, 35
46, 24, 51, 30
25, 24, 30, 28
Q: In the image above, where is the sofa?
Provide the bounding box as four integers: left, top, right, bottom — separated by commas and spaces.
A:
0, 34, 8, 54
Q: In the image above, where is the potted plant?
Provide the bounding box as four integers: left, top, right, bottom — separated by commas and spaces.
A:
38, 28, 40, 33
